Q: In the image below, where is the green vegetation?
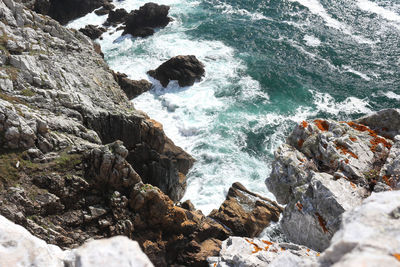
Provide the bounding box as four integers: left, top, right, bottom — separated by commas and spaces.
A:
20, 88, 35, 97
53, 152, 82, 172
364, 169, 380, 180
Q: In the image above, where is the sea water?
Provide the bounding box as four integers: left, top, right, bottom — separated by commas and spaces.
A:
69, 0, 400, 214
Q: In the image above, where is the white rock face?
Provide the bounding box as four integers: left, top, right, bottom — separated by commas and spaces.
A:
0, 215, 154, 267
0, 215, 66, 267
208, 236, 318, 267
319, 190, 400, 267
265, 112, 399, 251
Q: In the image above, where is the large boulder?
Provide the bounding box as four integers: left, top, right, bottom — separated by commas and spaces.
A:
113, 71, 152, 99
104, 8, 129, 26
209, 182, 282, 237
0, 215, 154, 267
319, 190, 400, 266
94, 2, 115, 16
266, 114, 398, 251
79, 25, 106, 40
122, 3, 172, 37
147, 55, 205, 87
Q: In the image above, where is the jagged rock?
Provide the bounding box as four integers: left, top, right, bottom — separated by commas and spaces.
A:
0, 215, 154, 267
30, 0, 111, 25
209, 182, 282, 237
319, 190, 400, 266
113, 71, 152, 99
79, 25, 106, 40
104, 8, 128, 26
84, 141, 141, 192
357, 108, 400, 139
209, 236, 319, 267
94, 2, 115, 16
266, 116, 396, 251
148, 55, 205, 87
122, 3, 172, 37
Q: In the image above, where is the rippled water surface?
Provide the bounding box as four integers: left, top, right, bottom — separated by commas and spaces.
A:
69, 0, 400, 214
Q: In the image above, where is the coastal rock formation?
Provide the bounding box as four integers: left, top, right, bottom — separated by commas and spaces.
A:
209, 236, 319, 267
209, 182, 282, 237
79, 25, 106, 40
24, 0, 111, 25
319, 190, 400, 266
94, 2, 115, 16
266, 110, 399, 251
122, 3, 172, 38
104, 8, 128, 26
0, 215, 153, 267
148, 55, 205, 87
113, 71, 152, 100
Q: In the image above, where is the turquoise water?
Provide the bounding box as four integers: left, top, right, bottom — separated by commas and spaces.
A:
69, 0, 400, 214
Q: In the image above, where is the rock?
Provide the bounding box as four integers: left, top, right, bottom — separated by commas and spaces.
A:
113, 72, 152, 99
357, 108, 400, 139
0, 215, 154, 267
105, 8, 128, 26
209, 236, 319, 267
79, 25, 106, 40
319, 190, 400, 266
94, 3, 115, 16
147, 55, 205, 87
122, 3, 172, 37
31, 0, 111, 25
266, 117, 394, 251
209, 182, 282, 237
73, 236, 154, 267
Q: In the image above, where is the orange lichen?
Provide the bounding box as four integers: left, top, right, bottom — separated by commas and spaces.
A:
307, 249, 310, 252
335, 143, 359, 159
262, 240, 273, 245
213, 264, 217, 267
349, 137, 357, 142
264, 246, 270, 251
345, 159, 349, 164
296, 202, 303, 211
346, 121, 392, 152
246, 239, 263, 254
301, 121, 308, 128
350, 182, 356, 189
314, 120, 329, 131
299, 158, 305, 162
298, 139, 305, 148
315, 212, 329, 233
382, 175, 391, 187
393, 254, 400, 261
316, 253, 320, 257
280, 247, 286, 251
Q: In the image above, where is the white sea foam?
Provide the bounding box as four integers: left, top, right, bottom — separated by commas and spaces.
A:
382, 91, 400, 101
311, 90, 372, 116
213, 1, 271, 21
291, 0, 374, 44
304, 34, 321, 47
342, 65, 371, 81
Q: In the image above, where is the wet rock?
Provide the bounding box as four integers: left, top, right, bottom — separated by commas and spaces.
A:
122, 3, 172, 37
209, 236, 319, 267
209, 182, 282, 237
94, 3, 115, 16
113, 71, 152, 99
105, 8, 128, 26
79, 25, 106, 40
147, 55, 205, 87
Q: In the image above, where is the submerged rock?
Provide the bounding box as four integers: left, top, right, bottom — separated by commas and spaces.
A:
113, 71, 152, 99
122, 3, 172, 37
148, 55, 205, 87
209, 182, 282, 237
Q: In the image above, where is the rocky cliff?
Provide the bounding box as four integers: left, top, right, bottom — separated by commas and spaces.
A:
0, 1, 283, 266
